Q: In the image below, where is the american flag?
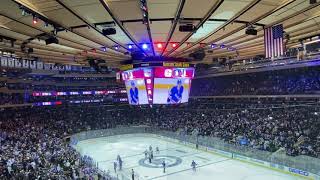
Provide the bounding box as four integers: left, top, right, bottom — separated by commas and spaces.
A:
264, 24, 284, 58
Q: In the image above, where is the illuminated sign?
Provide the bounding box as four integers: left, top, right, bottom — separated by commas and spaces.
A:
154, 67, 194, 78
120, 64, 134, 71
163, 62, 190, 68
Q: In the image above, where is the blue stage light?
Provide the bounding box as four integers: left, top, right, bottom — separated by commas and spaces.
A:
142, 43, 148, 49
128, 44, 133, 49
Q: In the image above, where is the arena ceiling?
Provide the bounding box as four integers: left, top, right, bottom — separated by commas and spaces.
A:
0, 0, 319, 67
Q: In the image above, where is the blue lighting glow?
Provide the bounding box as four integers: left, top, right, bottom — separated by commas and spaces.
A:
142, 43, 148, 49
128, 44, 133, 49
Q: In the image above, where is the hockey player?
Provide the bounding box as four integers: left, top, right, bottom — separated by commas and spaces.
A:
162, 161, 166, 173
156, 147, 160, 154
113, 161, 117, 173
148, 155, 152, 163
144, 149, 148, 159
150, 150, 154, 159
131, 169, 135, 180
118, 157, 123, 171
149, 145, 153, 151
191, 160, 197, 172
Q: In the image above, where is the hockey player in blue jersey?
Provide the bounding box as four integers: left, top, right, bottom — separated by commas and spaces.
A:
167, 79, 184, 104
129, 81, 139, 105
113, 161, 117, 173
191, 160, 197, 172
117, 155, 123, 171
162, 161, 166, 173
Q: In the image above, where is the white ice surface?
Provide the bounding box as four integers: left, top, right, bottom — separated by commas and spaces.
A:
74, 134, 304, 180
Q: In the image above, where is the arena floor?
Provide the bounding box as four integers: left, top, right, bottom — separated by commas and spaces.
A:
74, 134, 304, 180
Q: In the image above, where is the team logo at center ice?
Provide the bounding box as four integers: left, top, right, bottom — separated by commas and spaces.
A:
139, 155, 182, 168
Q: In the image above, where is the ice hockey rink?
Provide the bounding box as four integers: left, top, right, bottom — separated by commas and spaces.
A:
74, 134, 305, 180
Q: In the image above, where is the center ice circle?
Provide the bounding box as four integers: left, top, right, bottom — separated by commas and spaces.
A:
139, 155, 182, 168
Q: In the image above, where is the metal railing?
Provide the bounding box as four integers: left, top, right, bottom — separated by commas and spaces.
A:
70, 126, 320, 176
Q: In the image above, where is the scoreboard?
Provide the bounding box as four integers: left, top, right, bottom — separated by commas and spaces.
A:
121, 62, 195, 105
121, 67, 194, 80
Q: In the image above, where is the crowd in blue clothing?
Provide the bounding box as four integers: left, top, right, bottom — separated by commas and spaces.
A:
191, 66, 320, 96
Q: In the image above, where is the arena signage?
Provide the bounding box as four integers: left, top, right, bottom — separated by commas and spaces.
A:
120, 64, 134, 71
288, 167, 309, 176
163, 62, 190, 68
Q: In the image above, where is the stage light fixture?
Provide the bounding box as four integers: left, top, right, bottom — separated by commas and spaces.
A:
157, 43, 163, 49
32, 16, 38, 24
142, 43, 148, 49
172, 43, 177, 48
114, 45, 119, 50
210, 44, 216, 48
21, 9, 27, 16
141, 5, 147, 11
310, 0, 317, 4
220, 44, 226, 48
44, 22, 49, 28
128, 44, 133, 49
101, 47, 107, 52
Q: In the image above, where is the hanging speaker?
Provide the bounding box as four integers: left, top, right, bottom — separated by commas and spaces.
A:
310, 0, 317, 4
102, 28, 116, 35
179, 24, 195, 32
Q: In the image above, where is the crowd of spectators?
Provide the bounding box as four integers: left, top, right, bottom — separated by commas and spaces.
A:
152, 105, 320, 157
0, 72, 125, 105
191, 66, 320, 96
1, 102, 319, 179
1, 65, 320, 106
1, 63, 320, 179
0, 106, 121, 179
0, 93, 25, 105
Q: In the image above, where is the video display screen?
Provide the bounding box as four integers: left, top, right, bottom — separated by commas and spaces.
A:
122, 67, 194, 105
122, 68, 149, 105
124, 79, 148, 105
153, 78, 191, 104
